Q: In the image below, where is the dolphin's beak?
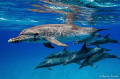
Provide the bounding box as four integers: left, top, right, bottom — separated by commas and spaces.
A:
8, 39, 13, 43
8, 35, 26, 43
34, 66, 41, 69
8, 38, 21, 43
8, 38, 16, 43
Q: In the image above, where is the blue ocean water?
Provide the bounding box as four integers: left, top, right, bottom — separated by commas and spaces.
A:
0, 0, 120, 79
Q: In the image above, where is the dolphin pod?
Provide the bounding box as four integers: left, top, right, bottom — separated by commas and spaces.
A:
8, 19, 119, 70
32, 30, 119, 70
34, 44, 119, 70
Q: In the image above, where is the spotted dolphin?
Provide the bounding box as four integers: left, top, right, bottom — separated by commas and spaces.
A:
73, 33, 102, 44
44, 47, 77, 59
79, 53, 120, 69
87, 34, 119, 47
63, 44, 111, 65
8, 23, 110, 48
34, 57, 67, 70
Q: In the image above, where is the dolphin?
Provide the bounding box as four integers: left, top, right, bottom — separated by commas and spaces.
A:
79, 53, 120, 69
63, 44, 111, 65
8, 23, 110, 48
73, 33, 102, 44
87, 34, 119, 47
34, 57, 67, 70
44, 47, 77, 59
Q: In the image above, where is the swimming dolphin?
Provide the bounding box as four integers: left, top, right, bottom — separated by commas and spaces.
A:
34, 57, 67, 70
44, 47, 77, 59
79, 53, 120, 69
87, 34, 119, 47
63, 44, 111, 65
73, 33, 102, 44
8, 23, 110, 48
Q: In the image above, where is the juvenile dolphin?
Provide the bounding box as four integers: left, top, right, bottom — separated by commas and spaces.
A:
44, 47, 77, 59
73, 33, 102, 44
8, 23, 110, 48
79, 53, 120, 69
34, 57, 67, 70
87, 34, 119, 47
63, 44, 111, 65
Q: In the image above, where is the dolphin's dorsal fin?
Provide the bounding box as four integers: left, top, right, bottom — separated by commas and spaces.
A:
105, 33, 110, 38
77, 44, 87, 54
97, 28, 110, 32
81, 44, 87, 51
62, 47, 67, 52
65, 13, 74, 24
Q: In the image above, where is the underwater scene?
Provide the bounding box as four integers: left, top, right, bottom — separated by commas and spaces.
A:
0, 0, 120, 79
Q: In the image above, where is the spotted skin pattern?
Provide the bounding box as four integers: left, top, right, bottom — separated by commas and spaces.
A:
8, 24, 99, 47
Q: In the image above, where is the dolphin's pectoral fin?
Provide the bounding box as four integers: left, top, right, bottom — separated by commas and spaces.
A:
76, 61, 82, 65
43, 43, 54, 48
96, 45, 100, 47
46, 67, 52, 70
46, 38, 69, 47
90, 64, 98, 68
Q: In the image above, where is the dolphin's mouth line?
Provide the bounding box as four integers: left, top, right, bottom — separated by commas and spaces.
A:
8, 38, 22, 43
8, 35, 27, 43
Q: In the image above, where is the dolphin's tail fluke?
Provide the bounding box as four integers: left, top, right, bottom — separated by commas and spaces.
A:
97, 28, 111, 32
